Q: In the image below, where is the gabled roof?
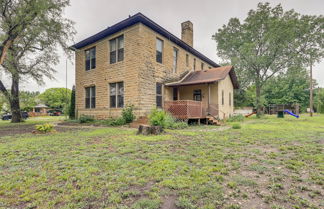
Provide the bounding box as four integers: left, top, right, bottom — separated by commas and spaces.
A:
165, 66, 239, 89
70, 13, 219, 68
35, 104, 49, 108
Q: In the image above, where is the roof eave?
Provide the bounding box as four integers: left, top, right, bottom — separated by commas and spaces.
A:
70, 13, 219, 67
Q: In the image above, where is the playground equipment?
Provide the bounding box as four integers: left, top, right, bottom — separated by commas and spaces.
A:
245, 112, 256, 118
284, 110, 299, 118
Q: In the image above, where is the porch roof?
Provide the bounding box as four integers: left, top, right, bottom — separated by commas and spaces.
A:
165, 66, 239, 89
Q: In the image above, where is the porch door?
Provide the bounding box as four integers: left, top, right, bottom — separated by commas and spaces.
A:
173, 87, 178, 101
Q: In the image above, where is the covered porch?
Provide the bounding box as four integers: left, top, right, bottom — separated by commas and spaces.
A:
164, 83, 221, 120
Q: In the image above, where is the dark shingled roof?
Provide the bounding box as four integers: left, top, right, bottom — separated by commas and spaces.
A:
70, 12, 219, 68
165, 66, 239, 89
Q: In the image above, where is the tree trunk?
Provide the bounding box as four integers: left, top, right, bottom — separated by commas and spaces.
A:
255, 77, 262, 118
10, 74, 22, 123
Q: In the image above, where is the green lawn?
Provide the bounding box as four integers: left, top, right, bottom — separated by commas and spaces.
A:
0, 115, 323, 209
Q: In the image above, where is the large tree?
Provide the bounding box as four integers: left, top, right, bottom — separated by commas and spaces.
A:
263, 67, 311, 111
0, 0, 74, 122
213, 2, 324, 116
39, 88, 71, 110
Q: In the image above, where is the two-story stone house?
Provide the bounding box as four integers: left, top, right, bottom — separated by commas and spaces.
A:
70, 13, 239, 121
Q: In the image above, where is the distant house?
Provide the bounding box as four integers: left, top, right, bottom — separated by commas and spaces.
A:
29, 104, 49, 117
70, 13, 239, 121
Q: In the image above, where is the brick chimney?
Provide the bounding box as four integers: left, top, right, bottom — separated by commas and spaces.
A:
181, 21, 193, 47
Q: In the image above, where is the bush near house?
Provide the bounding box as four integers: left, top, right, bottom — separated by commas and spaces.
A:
149, 108, 188, 129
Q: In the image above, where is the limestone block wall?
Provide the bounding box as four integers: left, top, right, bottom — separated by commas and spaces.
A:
217, 75, 234, 119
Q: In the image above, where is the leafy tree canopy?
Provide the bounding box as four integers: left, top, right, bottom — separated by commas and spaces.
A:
213, 2, 324, 115
39, 88, 71, 109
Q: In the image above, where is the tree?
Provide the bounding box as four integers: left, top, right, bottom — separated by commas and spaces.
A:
19, 91, 40, 111
0, 0, 74, 122
314, 88, 324, 114
263, 67, 310, 111
39, 88, 71, 110
213, 2, 324, 116
69, 85, 75, 119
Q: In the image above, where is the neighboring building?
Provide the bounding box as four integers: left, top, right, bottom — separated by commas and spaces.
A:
29, 104, 49, 117
71, 13, 239, 121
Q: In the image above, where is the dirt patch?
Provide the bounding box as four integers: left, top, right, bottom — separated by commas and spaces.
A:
161, 194, 177, 209
0, 123, 87, 138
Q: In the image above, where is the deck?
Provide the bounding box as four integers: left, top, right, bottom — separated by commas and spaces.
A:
164, 100, 219, 119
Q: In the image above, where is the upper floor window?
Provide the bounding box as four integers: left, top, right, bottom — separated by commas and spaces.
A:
173, 47, 178, 73
156, 38, 163, 63
110, 35, 124, 64
85, 47, 96, 71
156, 83, 163, 108
110, 82, 124, 108
85, 86, 96, 108
186, 54, 189, 67
193, 58, 196, 71
201, 62, 204, 70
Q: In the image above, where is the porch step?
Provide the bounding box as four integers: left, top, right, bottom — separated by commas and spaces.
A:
206, 115, 221, 126
129, 116, 149, 128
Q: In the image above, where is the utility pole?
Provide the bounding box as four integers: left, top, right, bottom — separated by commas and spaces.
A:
66, 59, 68, 119
310, 59, 313, 117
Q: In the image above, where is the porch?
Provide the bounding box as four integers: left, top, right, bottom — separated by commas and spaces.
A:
164, 100, 220, 120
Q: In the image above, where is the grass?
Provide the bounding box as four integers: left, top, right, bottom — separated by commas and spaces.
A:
0, 114, 323, 208
0, 116, 65, 127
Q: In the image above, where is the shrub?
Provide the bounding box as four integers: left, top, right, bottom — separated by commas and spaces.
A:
79, 115, 95, 123
103, 117, 126, 126
35, 123, 54, 133
227, 114, 244, 122
122, 105, 136, 123
148, 108, 188, 129
232, 123, 241, 129
149, 108, 168, 127
168, 121, 189, 129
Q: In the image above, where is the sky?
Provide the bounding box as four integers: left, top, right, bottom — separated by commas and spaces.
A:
11, 0, 324, 92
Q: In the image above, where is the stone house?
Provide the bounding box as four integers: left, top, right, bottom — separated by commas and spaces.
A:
70, 13, 239, 121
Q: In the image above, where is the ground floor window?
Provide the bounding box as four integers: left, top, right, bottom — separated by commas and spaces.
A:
193, 89, 202, 101
156, 83, 163, 108
85, 86, 96, 109
110, 82, 124, 108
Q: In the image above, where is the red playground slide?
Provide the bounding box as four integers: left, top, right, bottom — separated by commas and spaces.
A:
245, 112, 256, 118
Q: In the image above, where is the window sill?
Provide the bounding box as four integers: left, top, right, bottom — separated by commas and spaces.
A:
85, 68, 96, 72
109, 60, 124, 66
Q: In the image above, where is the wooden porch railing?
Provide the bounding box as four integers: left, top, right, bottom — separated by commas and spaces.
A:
164, 100, 203, 119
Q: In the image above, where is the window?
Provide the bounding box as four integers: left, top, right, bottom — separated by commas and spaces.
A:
173, 87, 178, 101
85, 47, 96, 71
156, 83, 163, 108
201, 62, 204, 70
186, 54, 189, 67
85, 86, 96, 108
222, 90, 224, 105
156, 38, 163, 63
208, 66, 212, 69
193, 58, 196, 71
110, 35, 124, 64
229, 92, 232, 106
110, 82, 124, 108
173, 47, 178, 73
193, 89, 202, 101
